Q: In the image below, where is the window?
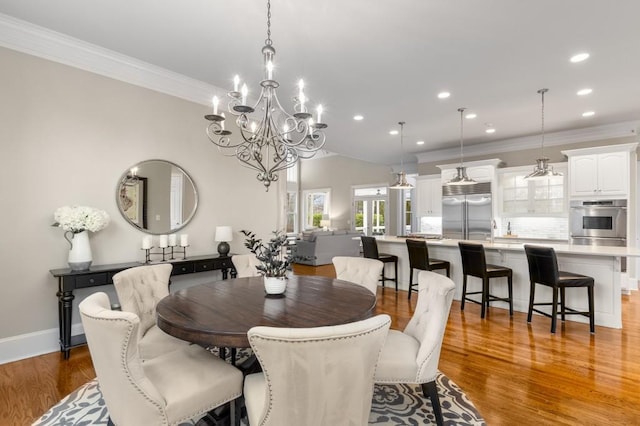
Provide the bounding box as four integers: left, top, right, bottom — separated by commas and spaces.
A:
404, 189, 412, 234
302, 188, 330, 230
286, 164, 299, 233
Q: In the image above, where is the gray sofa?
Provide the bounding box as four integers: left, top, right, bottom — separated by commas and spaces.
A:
292, 230, 363, 266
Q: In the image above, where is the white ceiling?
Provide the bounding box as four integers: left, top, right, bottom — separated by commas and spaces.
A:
1, 0, 639, 167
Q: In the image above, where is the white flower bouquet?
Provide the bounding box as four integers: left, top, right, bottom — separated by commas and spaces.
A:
53, 205, 110, 233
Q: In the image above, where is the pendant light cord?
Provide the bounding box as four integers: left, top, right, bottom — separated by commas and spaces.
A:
538, 88, 548, 158
399, 121, 405, 170
457, 107, 466, 167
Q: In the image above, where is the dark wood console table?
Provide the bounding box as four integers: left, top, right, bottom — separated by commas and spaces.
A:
50, 254, 236, 359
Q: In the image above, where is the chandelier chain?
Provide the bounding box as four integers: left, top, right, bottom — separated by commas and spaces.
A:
265, 0, 272, 46
538, 88, 548, 157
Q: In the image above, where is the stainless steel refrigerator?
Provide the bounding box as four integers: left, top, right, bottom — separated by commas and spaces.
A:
442, 182, 493, 240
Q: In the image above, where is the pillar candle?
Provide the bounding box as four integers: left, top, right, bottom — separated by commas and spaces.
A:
180, 234, 189, 247
159, 235, 168, 248
168, 234, 177, 247
142, 236, 152, 250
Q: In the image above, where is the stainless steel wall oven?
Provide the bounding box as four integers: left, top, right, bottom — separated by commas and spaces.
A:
570, 199, 627, 246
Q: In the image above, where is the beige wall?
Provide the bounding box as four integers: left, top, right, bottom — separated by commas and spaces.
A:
0, 47, 280, 344
417, 136, 638, 175
300, 155, 393, 230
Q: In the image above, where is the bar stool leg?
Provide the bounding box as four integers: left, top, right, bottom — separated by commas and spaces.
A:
550, 286, 559, 333
508, 274, 514, 316
480, 277, 488, 319
461, 274, 468, 311
394, 260, 398, 291
408, 268, 414, 300
588, 286, 595, 334
527, 281, 535, 323
560, 287, 566, 322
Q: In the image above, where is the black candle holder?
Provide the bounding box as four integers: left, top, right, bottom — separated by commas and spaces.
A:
170, 245, 189, 260
142, 246, 171, 264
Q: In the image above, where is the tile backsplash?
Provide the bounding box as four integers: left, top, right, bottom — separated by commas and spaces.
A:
498, 217, 568, 240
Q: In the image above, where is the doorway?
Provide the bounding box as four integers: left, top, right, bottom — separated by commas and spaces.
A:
353, 186, 388, 236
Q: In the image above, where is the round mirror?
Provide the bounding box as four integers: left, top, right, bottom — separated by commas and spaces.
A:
116, 160, 198, 234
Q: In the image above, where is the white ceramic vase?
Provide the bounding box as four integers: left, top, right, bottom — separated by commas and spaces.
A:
65, 230, 93, 271
264, 276, 287, 295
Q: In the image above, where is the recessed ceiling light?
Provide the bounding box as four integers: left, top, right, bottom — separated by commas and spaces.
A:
416, 140, 425, 145
389, 130, 399, 135
437, 92, 451, 99
570, 53, 590, 63
465, 113, 477, 119
353, 115, 364, 121
582, 111, 595, 117
485, 128, 496, 134
577, 88, 593, 96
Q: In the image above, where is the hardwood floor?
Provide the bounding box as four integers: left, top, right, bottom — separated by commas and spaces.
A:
2, 264, 640, 425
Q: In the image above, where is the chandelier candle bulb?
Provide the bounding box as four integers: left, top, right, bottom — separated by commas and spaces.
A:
233, 75, 240, 92
266, 61, 273, 79
241, 84, 248, 105
159, 235, 168, 248
180, 234, 189, 247
212, 96, 219, 115
316, 105, 323, 123
168, 234, 177, 247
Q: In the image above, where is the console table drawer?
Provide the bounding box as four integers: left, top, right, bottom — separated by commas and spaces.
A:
172, 263, 195, 275
75, 273, 108, 288
195, 260, 216, 273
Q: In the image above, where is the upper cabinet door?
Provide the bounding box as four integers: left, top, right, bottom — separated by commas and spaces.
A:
415, 177, 442, 217
598, 151, 629, 195
569, 155, 599, 196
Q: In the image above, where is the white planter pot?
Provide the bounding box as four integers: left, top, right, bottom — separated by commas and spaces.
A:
264, 276, 287, 295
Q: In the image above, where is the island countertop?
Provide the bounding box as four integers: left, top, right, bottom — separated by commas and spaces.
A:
374, 236, 640, 258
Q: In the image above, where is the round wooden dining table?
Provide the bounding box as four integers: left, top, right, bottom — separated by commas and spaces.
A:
156, 275, 377, 348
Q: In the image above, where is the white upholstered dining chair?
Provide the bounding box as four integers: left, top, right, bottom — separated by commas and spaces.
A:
231, 253, 262, 278
374, 270, 455, 426
243, 314, 391, 426
332, 256, 383, 295
112, 263, 190, 360
79, 292, 244, 426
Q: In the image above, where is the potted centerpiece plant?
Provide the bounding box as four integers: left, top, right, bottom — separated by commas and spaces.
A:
241, 229, 295, 295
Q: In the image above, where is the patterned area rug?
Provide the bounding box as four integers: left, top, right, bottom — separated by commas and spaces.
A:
33, 373, 485, 425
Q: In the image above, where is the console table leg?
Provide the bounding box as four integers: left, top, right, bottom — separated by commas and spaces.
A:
60, 290, 74, 359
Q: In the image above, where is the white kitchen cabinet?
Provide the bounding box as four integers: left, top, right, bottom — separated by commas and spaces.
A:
568, 151, 629, 197
415, 177, 442, 217
499, 164, 567, 216
438, 159, 502, 185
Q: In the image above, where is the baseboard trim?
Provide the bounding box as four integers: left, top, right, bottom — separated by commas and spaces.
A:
0, 323, 84, 365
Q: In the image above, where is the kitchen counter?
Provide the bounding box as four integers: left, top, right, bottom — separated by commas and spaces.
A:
375, 236, 640, 329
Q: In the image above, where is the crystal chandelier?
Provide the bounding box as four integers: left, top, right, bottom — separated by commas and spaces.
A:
204, 0, 326, 191
446, 107, 477, 185
389, 121, 413, 189
525, 88, 562, 179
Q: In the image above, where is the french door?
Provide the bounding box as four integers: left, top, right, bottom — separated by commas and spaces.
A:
353, 186, 388, 236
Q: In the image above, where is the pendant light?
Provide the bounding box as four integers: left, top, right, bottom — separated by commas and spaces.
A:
389, 121, 413, 189
524, 88, 562, 179
446, 107, 477, 185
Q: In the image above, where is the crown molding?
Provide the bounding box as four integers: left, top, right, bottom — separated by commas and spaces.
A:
0, 13, 221, 106
415, 121, 639, 164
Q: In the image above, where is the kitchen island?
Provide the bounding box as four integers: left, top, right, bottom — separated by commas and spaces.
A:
375, 236, 640, 329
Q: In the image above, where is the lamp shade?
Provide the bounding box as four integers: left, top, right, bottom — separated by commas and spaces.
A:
215, 226, 233, 242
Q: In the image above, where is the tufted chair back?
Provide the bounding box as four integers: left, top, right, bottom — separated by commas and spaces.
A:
232, 254, 262, 278
332, 256, 383, 295
404, 271, 456, 382
112, 264, 172, 335
243, 314, 391, 426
